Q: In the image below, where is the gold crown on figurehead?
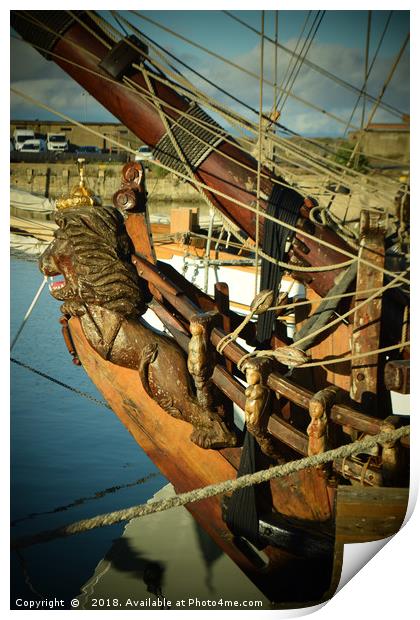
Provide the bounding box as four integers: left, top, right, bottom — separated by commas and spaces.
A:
55, 158, 102, 210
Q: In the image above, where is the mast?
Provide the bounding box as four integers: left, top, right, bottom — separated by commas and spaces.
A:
11, 10, 353, 297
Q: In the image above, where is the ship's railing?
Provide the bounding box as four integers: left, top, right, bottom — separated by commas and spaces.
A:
130, 254, 410, 462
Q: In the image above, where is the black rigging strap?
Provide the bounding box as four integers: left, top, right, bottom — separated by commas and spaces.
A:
225, 184, 301, 545
257, 184, 302, 343
225, 431, 264, 548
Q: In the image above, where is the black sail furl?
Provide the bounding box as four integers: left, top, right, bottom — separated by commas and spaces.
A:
257, 184, 302, 344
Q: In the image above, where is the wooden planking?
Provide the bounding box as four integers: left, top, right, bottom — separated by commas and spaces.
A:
70, 316, 334, 527
296, 286, 352, 392
69, 317, 335, 598
125, 212, 157, 263
335, 486, 408, 543
69, 318, 263, 579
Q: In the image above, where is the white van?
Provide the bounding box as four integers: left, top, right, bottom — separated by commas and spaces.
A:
13, 129, 35, 151
20, 139, 46, 153
47, 133, 68, 152
135, 145, 153, 162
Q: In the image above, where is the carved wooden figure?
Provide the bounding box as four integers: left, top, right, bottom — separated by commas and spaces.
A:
188, 312, 217, 410
39, 204, 236, 450
307, 386, 339, 464
243, 358, 281, 459
380, 416, 402, 485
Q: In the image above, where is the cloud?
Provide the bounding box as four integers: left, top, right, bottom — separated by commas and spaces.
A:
186, 37, 409, 136
11, 77, 115, 123
10, 28, 409, 137
11, 37, 66, 82
10, 36, 116, 122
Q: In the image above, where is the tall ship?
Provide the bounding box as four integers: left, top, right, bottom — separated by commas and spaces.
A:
10, 10, 410, 606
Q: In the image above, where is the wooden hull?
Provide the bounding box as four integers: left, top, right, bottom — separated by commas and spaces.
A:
70, 315, 409, 604
70, 317, 337, 603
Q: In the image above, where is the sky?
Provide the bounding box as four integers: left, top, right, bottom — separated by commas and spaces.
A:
9, 6, 410, 138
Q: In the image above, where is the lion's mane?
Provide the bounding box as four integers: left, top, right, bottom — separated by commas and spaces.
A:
55, 205, 147, 318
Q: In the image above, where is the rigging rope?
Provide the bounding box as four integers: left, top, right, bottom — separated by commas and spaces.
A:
129, 48, 402, 199
273, 10, 312, 116
11, 358, 111, 410
238, 340, 409, 371
131, 10, 366, 133
12, 33, 309, 202
346, 33, 410, 171
10, 278, 47, 351
10, 425, 410, 550
266, 281, 403, 313
88, 10, 120, 43
360, 10, 372, 133
133, 44, 403, 198
272, 10, 280, 118
117, 10, 267, 140
67, 10, 112, 50
299, 341, 409, 368
18, 11, 101, 62
109, 9, 129, 38
14, 9, 406, 201
343, 11, 393, 136
10, 86, 410, 289
135, 66, 239, 251
277, 11, 325, 114
255, 11, 265, 295
222, 10, 406, 119
237, 268, 408, 367
12, 27, 403, 206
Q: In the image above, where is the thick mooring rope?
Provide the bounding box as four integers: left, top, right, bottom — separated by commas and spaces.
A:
11, 425, 409, 550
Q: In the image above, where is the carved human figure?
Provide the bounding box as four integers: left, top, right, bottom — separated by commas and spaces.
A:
188, 313, 215, 410
307, 386, 338, 463
380, 416, 401, 485
307, 400, 328, 457
243, 359, 281, 459
244, 364, 269, 427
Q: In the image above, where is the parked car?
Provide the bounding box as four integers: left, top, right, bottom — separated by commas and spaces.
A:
13, 129, 35, 151
20, 139, 46, 152
76, 145, 101, 154
135, 145, 153, 162
47, 132, 68, 152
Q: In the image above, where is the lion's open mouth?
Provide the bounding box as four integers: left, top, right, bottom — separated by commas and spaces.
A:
48, 275, 66, 294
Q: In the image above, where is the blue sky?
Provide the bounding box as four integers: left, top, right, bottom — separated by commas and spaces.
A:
10, 9, 410, 137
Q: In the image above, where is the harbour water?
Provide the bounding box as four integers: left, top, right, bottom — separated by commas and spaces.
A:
10, 255, 166, 608
10, 254, 269, 610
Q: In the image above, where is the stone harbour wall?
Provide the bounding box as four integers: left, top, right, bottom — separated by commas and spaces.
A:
10, 162, 207, 207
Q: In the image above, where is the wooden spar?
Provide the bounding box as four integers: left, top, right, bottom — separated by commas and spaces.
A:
350, 210, 385, 405
10, 11, 262, 236
11, 10, 354, 297
335, 486, 408, 543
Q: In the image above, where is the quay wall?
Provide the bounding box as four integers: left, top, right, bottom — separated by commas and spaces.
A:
10, 162, 206, 207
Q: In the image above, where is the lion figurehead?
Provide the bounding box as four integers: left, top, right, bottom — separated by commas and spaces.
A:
39, 205, 149, 318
